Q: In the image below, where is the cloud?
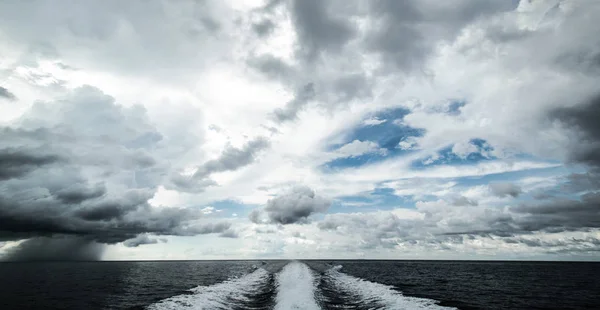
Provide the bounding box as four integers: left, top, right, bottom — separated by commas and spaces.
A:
0, 148, 63, 180
1, 236, 105, 261
0, 86, 233, 258
0, 0, 232, 84
364, 0, 515, 72
451, 141, 482, 159
252, 19, 276, 37
249, 209, 264, 224
2, 0, 600, 260
54, 183, 107, 204
201, 206, 216, 215
363, 118, 387, 126
273, 83, 316, 122
288, 0, 356, 61
123, 234, 159, 248
317, 210, 422, 249
251, 186, 331, 225
551, 94, 600, 167
489, 183, 523, 198
219, 228, 239, 238
0, 86, 16, 101
511, 192, 600, 232
452, 196, 478, 206
171, 136, 270, 192
192, 222, 232, 235
315, 197, 600, 255
335, 140, 385, 158
247, 54, 297, 82
194, 138, 270, 178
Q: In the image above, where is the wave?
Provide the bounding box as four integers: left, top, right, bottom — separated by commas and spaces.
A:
274, 261, 321, 310
147, 268, 271, 310
323, 266, 456, 310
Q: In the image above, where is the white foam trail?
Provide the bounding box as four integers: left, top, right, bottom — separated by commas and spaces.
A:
274, 261, 321, 310
326, 267, 456, 310
147, 268, 270, 310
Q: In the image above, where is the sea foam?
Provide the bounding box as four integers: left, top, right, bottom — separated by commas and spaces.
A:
325, 265, 456, 310
147, 268, 270, 310
274, 261, 321, 310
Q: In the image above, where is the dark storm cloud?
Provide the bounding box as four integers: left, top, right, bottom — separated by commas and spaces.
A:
273, 83, 315, 122
0, 148, 62, 180
1, 236, 105, 261
0, 184, 227, 245
489, 182, 522, 198
502, 94, 600, 238
551, 93, 600, 167
0, 86, 16, 101
511, 193, 600, 230
74, 201, 132, 221
564, 170, 600, 193
53, 183, 106, 204
260, 186, 331, 224
450, 192, 600, 238
0, 86, 232, 259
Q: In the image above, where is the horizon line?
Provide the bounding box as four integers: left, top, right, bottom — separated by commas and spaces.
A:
2, 258, 599, 263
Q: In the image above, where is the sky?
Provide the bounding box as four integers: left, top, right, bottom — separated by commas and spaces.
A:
0, 0, 599, 261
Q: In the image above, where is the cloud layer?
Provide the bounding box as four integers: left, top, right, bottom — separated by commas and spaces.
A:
1, 0, 599, 260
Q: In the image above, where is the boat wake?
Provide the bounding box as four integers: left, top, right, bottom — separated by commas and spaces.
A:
147, 268, 273, 310
320, 265, 456, 309
274, 261, 320, 310
147, 262, 454, 310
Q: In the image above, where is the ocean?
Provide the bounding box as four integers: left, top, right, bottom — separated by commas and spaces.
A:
0, 260, 598, 309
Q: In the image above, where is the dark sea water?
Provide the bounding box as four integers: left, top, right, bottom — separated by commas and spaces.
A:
0, 260, 598, 310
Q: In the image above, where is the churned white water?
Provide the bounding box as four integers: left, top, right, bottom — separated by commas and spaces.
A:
274, 261, 321, 310
147, 268, 270, 310
325, 265, 456, 310
148, 263, 454, 310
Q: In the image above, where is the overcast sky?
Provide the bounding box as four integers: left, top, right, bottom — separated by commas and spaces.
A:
1, 0, 599, 261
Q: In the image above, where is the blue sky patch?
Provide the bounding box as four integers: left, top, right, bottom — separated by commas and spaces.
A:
207, 199, 258, 216
451, 164, 568, 188
333, 107, 425, 150
333, 187, 417, 212
323, 152, 388, 169
447, 100, 467, 115
322, 107, 425, 170
429, 99, 467, 116
411, 138, 496, 168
